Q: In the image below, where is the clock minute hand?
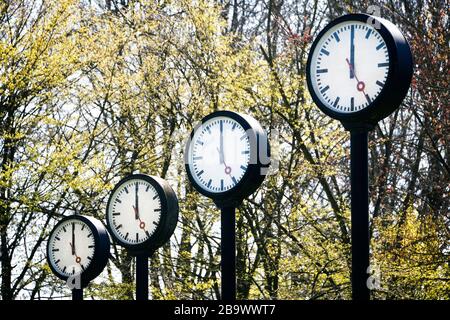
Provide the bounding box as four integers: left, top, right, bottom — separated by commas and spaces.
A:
345, 58, 366, 95
219, 120, 224, 164
134, 183, 139, 220
71, 222, 75, 255
350, 25, 355, 79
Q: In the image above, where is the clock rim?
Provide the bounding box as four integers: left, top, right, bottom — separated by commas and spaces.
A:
105, 173, 176, 254
184, 110, 269, 206
46, 214, 110, 287
306, 13, 412, 125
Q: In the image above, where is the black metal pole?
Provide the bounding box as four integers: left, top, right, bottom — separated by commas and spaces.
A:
72, 288, 83, 301
221, 206, 236, 301
350, 129, 370, 301
136, 254, 149, 300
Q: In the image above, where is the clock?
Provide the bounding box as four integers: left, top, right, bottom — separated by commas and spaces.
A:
306, 13, 413, 127
47, 215, 110, 288
184, 110, 270, 207
106, 174, 179, 255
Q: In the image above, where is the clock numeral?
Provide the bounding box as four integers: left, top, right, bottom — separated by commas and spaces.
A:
376, 80, 384, 87
221, 179, 224, 191
63, 266, 67, 273
113, 212, 120, 216
241, 150, 250, 154
125, 232, 129, 240
365, 29, 372, 39
88, 245, 95, 248
231, 176, 238, 185
117, 224, 123, 229
81, 225, 85, 231
81, 265, 85, 271
240, 165, 247, 171
197, 140, 204, 145
240, 134, 247, 141
62, 226, 66, 233
136, 233, 139, 242
154, 208, 161, 212
316, 68, 328, 74
365, 94, 372, 103
231, 123, 237, 131
351, 97, 355, 111
206, 126, 211, 134
115, 199, 122, 204
87, 256, 92, 260
378, 62, 389, 68
197, 170, 204, 176
124, 187, 129, 194
207, 179, 212, 188
146, 185, 150, 192
55, 259, 60, 264
152, 194, 158, 200
193, 156, 203, 160
152, 221, 158, 226
87, 233, 93, 238
52, 248, 59, 252
55, 236, 60, 241
72, 267, 76, 275
145, 231, 150, 238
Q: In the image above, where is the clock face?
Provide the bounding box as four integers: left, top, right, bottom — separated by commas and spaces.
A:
309, 21, 389, 113
48, 219, 95, 277
187, 116, 251, 194
107, 178, 162, 245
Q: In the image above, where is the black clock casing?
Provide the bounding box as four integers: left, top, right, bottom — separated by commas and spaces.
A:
46, 215, 110, 288
306, 13, 413, 128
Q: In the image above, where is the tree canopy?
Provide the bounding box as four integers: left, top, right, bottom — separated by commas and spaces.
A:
0, 0, 448, 300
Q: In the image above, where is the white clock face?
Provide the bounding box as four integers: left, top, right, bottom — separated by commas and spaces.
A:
107, 179, 161, 245
48, 219, 95, 277
310, 21, 389, 113
187, 116, 251, 193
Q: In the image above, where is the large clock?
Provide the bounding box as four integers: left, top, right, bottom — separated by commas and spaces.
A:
306, 13, 413, 127
47, 215, 110, 288
184, 110, 270, 207
106, 174, 178, 255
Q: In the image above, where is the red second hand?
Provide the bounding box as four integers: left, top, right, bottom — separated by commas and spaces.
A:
71, 243, 81, 264
223, 160, 231, 175
133, 205, 146, 229
346, 58, 366, 95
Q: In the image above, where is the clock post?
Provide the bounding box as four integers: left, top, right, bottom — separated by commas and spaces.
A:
135, 251, 154, 300
46, 215, 110, 301
215, 200, 240, 301
72, 288, 83, 301
105, 174, 179, 301
221, 206, 236, 301
345, 123, 373, 300
306, 14, 413, 300
185, 111, 270, 301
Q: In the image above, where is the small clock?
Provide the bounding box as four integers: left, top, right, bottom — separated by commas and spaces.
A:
306, 14, 413, 127
106, 174, 178, 255
47, 215, 110, 288
185, 110, 270, 207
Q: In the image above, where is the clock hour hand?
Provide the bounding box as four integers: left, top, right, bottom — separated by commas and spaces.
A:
134, 182, 139, 220
345, 58, 366, 95
217, 147, 224, 164
217, 147, 232, 175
